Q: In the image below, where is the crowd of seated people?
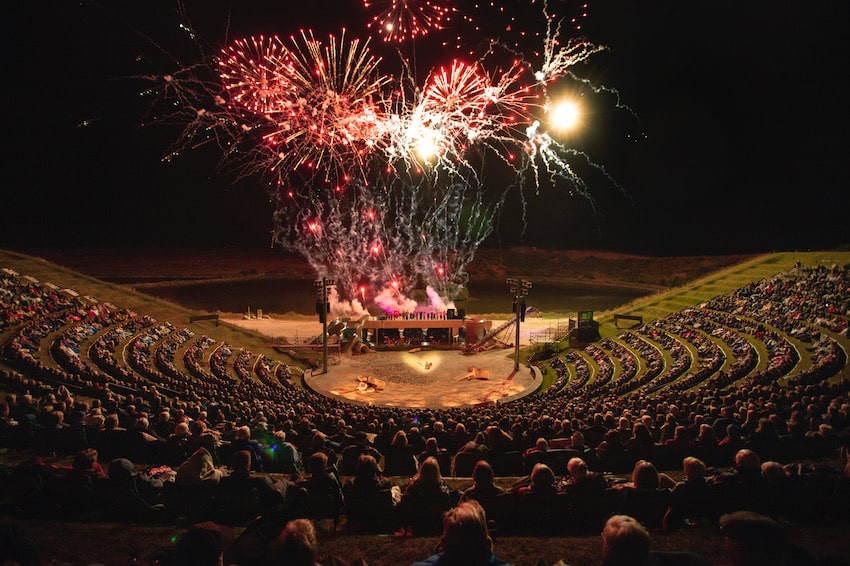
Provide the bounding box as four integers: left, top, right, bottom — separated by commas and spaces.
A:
0, 262, 848, 536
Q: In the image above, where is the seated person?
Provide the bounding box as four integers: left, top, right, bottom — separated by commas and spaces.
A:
229, 425, 267, 472
601, 514, 650, 566
342, 454, 398, 531
271, 518, 359, 566
339, 431, 382, 476
268, 430, 302, 475
218, 450, 286, 517
560, 457, 607, 495
411, 500, 510, 566
400, 456, 457, 536
293, 451, 344, 522
619, 460, 673, 529
718, 511, 791, 566
175, 447, 225, 486
461, 460, 505, 502
522, 437, 550, 468
383, 430, 418, 477
663, 456, 716, 530
96, 458, 165, 523
515, 463, 558, 497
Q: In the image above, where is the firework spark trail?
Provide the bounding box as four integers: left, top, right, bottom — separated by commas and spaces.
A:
219, 36, 291, 113
256, 30, 392, 188
273, 173, 498, 314
364, 0, 454, 43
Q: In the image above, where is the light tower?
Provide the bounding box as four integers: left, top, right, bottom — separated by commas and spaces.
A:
315, 277, 335, 374
506, 277, 532, 372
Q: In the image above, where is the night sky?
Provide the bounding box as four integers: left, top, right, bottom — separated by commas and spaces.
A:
3, 0, 848, 255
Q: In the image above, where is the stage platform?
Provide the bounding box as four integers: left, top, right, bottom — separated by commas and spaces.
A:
304, 347, 541, 409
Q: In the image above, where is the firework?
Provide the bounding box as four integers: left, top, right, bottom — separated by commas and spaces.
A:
249, 30, 392, 188
218, 36, 291, 114
363, 0, 453, 43
143, 0, 627, 309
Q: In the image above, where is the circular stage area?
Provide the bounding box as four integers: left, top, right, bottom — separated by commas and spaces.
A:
305, 348, 542, 409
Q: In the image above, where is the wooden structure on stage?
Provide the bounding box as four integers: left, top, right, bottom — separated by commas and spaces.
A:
361, 318, 467, 346
360, 318, 490, 348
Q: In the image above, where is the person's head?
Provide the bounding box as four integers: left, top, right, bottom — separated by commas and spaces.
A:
761, 461, 786, 484
104, 413, 119, 430
72, 448, 99, 472
307, 451, 328, 476
355, 454, 379, 480
173, 421, 190, 437
471, 460, 495, 487
720, 511, 787, 566
107, 458, 137, 485
354, 430, 368, 445
534, 437, 548, 451
231, 450, 252, 474
190, 419, 208, 436
682, 456, 707, 481
174, 526, 224, 566
632, 422, 651, 441
272, 519, 318, 566
567, 457, 588, 481
530, 463, 556, 490
235, 425, 251, 441
571, 431, 585, 449
415, 456, 442, 486
631, 460, 659, 490
391, 429, 408, 447
439, 500, 493, 562
601, 515, 650, 566
735, 449, 761, 472
425, 436, 440, 452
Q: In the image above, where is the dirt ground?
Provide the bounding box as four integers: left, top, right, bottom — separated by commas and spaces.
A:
223, 313, 550, 409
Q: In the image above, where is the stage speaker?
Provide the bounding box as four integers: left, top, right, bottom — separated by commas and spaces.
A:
447, 308, 456, 319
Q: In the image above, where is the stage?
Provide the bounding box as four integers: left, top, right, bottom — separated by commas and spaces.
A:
304, 347, 541, 409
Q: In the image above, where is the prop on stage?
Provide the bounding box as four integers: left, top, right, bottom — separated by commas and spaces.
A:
462, 367, 490, 380
356, 375, 386, 392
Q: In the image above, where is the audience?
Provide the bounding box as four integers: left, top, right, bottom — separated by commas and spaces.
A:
0, 261, 849, 560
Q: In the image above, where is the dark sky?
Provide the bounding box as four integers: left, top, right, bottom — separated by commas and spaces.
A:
3, 0, 848, 255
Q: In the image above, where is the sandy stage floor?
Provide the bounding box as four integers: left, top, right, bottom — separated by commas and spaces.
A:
305, 348, 540, 408
224, 314, 547, 409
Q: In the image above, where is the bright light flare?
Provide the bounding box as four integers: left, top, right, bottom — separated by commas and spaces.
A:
551, 100, 580, 131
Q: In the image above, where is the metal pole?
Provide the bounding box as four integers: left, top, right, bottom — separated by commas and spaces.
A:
514, 294, 521, 372
507, 277, 531, 373
322, 277, 329, 374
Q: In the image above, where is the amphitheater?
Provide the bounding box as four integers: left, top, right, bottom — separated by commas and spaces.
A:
1, 250, 849, 565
